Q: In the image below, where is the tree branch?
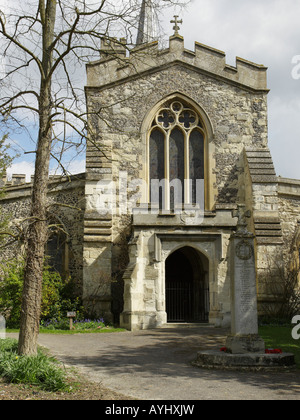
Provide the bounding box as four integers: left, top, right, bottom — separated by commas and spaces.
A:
0, 14, 44, 77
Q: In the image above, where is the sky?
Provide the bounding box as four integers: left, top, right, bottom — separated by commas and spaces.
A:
162, 0, 300, 179
4, 0, 300, 180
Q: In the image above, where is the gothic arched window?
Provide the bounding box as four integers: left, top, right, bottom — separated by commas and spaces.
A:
45, 221, 69, 279
149, 100, 205, 211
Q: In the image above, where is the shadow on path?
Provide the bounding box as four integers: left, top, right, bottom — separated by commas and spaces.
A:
7, 325, 300, 400
34, 325, 300, 400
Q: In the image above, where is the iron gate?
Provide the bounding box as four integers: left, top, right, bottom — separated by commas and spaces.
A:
166, 281, 209, 322
166, 281, 192, 322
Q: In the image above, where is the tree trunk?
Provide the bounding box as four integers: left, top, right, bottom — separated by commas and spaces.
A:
18, 0, 56, 356
18, 86, 53, 355
17, 113, 52, 355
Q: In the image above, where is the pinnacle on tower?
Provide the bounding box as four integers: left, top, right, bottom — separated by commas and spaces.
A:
136, 0, 157, 45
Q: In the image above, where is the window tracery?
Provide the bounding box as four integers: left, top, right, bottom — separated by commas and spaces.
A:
149, 100, 205, 210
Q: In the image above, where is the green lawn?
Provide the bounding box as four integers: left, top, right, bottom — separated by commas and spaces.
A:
259, 326, 300, 368
6, 327, 126, 335
40, 327, 126, 334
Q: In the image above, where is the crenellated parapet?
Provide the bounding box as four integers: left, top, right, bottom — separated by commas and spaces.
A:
86, 34, 268, 93
0, 174, 28, 187
99, 37, 127, 59
0, 173, 79, 188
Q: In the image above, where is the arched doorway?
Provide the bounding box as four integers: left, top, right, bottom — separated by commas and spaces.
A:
165, 246, 209, 323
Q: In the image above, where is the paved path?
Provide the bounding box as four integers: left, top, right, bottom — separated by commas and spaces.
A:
8, 325, 300, 400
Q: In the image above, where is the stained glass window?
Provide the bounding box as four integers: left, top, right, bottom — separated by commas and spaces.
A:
150, 128, 164, 181
189, 129, 204, 204
149, 101, 205, 210
150, 128, 165, 206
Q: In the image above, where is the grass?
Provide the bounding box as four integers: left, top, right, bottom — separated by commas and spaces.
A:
40, 327, 126, 334
6, 318, 127, 334
259, 325, 300, 368
0, 338, 72, 392
6, 327, 126, 335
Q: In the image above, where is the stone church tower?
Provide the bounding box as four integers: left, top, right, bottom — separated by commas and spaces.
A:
83, 0, 292, 330
1, 1, 300, 330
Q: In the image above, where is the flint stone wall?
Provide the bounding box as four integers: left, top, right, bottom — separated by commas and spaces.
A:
0, 175, 85, 293
86, 64, 268, 239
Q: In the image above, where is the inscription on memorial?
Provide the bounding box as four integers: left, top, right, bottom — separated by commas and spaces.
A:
237, 264, 255, 318
231, 236, 258, 335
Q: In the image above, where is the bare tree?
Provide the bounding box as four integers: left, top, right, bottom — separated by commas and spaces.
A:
0, 0, 186, 355
259, 237, 300, 321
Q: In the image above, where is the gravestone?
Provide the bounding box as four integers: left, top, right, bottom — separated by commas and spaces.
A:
0, 315, 5, 339
226, 205, 265, 353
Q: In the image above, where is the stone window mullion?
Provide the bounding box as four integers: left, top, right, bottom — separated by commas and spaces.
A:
165, 130, 170, 211
185, 131, 190, 205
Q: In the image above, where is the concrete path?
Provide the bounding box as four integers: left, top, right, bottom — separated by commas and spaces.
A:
7, 325, 300, 400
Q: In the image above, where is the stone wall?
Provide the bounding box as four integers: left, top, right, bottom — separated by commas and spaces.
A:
278, 178, 300, 245
243, 149, 300, 314
86, 35, 269, 236
243, 148, 284, 310
277, 178, 300, 278
0, 174, 85, 293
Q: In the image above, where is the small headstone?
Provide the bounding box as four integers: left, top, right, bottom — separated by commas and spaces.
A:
0, 315, 6, 339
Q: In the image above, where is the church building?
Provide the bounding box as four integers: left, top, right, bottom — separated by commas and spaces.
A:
1, 0, 300, 330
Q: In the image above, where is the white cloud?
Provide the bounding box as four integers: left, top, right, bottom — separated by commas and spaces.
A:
50, 158, 86, 176
66, 159, 86, 174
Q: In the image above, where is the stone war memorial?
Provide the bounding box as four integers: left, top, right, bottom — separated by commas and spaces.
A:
227, 204, 265, 353
194, 205, 295, 369
0, 0, 299, 364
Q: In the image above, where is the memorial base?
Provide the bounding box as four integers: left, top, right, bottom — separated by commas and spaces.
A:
226, 334, 265, 354
193, 350, 296, 371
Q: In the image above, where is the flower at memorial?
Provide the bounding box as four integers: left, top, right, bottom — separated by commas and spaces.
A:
265, 348, 282, 354
220, 347, 227, 352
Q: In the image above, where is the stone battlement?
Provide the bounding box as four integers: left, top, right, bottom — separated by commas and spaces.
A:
278, 177, 300, 198
86, 35, 268, 92
0, 173, 82, 188
1, 174, 29, 187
